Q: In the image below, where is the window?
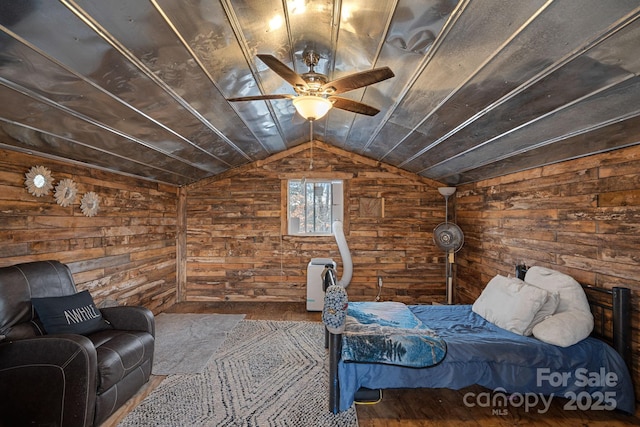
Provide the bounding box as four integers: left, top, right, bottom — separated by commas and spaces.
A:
287, 179, 343, 235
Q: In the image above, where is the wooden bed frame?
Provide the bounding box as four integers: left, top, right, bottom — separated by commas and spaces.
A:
326, 265, 632, 413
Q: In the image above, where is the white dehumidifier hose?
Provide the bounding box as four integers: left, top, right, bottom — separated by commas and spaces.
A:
332, 220, 352, 287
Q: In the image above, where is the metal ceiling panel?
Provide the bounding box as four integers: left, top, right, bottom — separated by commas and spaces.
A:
326, 0, 451, 150
0, 120, 195, 185
418, 18, 640, 180
71, 0, 262, 162
457, 114, 640, 184
223, 0, 303, 147
344, 0, 465, 153
429, 77, 640, 181
0, 0, 638, 186
0, 83, 213, 180
0, 34, 230, 169
398, 0, 640, 174
363, 0, 549, 160
321, 0, 397, 146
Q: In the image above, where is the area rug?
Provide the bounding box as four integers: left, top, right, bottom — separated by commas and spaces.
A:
120, 320, 358, 427
152, 313, 245, 375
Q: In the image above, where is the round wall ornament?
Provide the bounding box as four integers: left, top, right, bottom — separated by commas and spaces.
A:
54, 178, 78, 207
25, 165, 54, 197
80, 191, 100, 217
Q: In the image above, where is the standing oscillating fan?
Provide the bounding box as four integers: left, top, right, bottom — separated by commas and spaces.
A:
433, 187, 464, 304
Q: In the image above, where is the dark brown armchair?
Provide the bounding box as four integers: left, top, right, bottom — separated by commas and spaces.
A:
0, 260, 155, 426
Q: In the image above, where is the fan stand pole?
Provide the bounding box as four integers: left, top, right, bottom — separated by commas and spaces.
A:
444, 193, 452, 304
437, 186, 458, 305
444, 195, 449, 224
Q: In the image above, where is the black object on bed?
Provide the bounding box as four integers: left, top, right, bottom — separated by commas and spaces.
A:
326, 265, 635, 415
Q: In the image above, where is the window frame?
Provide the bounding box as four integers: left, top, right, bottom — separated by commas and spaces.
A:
280, 174, 350, 237
286, 179, 343, 236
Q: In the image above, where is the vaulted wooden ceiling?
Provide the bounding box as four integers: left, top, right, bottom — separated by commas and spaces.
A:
1, 1, 639, 186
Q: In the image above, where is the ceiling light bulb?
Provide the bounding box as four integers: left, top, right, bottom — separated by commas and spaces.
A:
292, 96, 332, 121
289, 0, 306, 15
268, 15, 283, 31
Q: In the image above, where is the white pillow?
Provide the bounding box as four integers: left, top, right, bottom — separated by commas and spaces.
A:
524, 266, 593, 347
472, 275, 550, 335
523, 290, 559, 336
531, 311, 594, 348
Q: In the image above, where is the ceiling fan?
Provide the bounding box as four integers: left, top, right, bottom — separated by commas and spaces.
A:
227, 50, 395, 120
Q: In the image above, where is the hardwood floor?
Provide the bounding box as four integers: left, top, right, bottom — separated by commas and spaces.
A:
101, 302, 640, 426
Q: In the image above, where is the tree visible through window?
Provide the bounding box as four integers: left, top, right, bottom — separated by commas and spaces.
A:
288, 179, 343, 235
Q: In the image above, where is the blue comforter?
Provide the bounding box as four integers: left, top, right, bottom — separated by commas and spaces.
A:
342, 302, 446, 367
338, 304, 635, 414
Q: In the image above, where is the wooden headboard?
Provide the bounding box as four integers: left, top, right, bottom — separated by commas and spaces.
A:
515, 264, 632, 369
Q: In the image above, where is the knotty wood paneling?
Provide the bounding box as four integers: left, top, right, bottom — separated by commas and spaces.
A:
183, 141, 447, 304
0, 148, 178, 313
455, 143, 640, 403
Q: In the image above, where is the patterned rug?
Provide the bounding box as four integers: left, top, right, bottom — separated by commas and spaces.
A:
119, 320, 358, 427
153, 313, 245, 375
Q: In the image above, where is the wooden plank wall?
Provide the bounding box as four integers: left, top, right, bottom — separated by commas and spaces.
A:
454, 144, 640, 402
183, 141, 447, 304
0, 148, 178, 313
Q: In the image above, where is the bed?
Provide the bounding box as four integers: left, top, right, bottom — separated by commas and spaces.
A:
324, 266, 635, 415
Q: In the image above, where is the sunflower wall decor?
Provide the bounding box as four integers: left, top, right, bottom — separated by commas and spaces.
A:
24, 165, 54, 197
54, 178, 78, 207
80, 191, 100, 217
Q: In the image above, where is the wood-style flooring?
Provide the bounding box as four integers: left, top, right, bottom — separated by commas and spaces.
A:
101, 302, 640, 426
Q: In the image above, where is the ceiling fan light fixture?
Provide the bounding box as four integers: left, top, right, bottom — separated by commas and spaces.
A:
438, 187, 456, 197
292, 95, 332, 120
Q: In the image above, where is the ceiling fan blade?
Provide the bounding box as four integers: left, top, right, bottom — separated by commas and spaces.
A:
322, 67, 394, 95
257, 54, 308, 89
329, 96, 381, 116
227, 94, 294, 102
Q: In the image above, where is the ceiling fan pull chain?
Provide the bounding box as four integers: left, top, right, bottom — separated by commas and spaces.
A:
309, 121, 314, 170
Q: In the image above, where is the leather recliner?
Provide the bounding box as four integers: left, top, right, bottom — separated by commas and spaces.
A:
0, 260, 155, 426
